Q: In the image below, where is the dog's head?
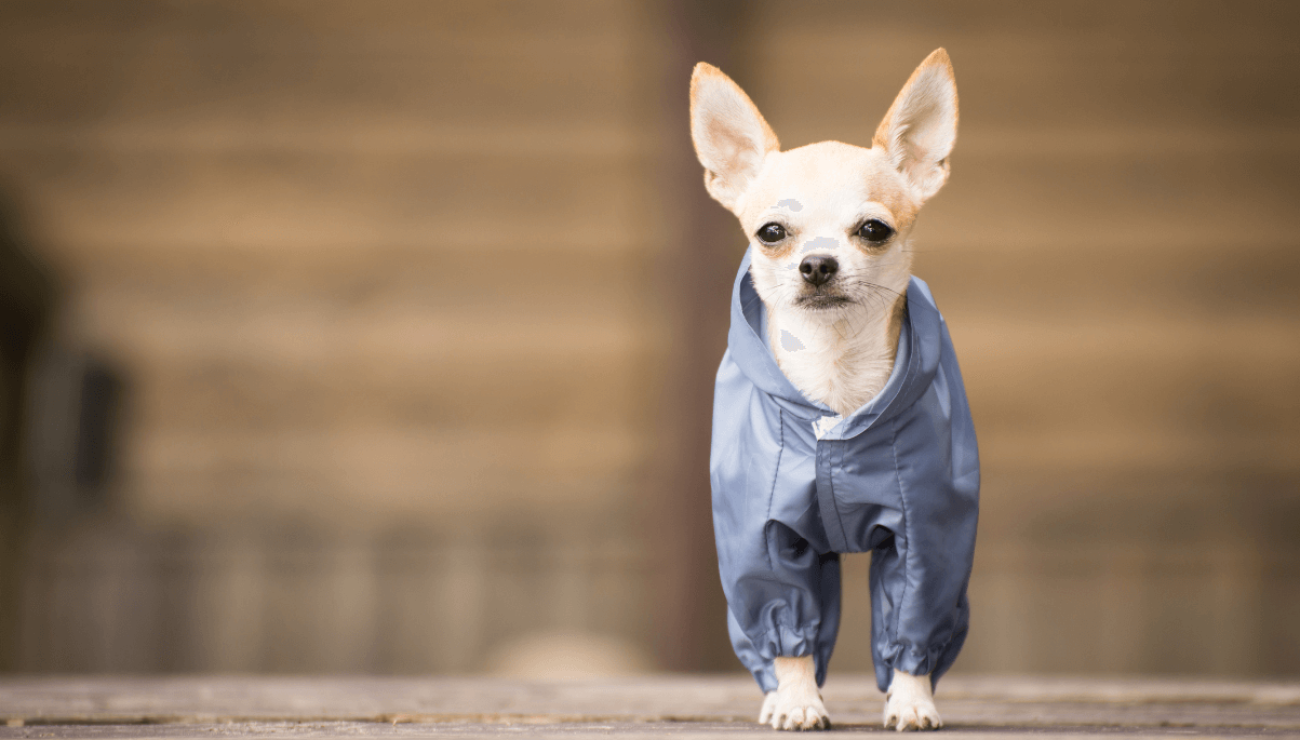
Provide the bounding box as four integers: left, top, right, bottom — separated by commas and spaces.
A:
690, 49, 958, 319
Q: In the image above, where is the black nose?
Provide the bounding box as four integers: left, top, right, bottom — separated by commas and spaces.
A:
799, 255, 838, 287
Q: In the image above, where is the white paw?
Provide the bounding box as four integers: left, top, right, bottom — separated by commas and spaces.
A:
759, 691, 778, 724
760, 690, 830, 731
762, 657, 831, 731
883, 671, 942, 732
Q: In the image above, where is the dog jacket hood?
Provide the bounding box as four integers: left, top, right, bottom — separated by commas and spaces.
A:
710, 249, 979, 693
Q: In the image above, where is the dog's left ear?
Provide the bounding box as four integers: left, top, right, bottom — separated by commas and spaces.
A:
873, 48, 958, 202
690, 63, 780, 211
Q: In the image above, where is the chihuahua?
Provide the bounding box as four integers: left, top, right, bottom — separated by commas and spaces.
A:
693, 49, 978, 732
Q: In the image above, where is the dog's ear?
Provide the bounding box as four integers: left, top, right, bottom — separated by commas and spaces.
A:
690, 63, 780, 211
873, 48, 958, 202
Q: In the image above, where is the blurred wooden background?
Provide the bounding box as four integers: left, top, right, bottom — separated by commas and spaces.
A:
0, 0, 1296, 677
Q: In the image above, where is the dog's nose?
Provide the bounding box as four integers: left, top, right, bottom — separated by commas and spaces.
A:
799, 255, 838, 287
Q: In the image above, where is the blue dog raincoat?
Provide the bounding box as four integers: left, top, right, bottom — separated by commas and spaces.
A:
710, 249, 980, 694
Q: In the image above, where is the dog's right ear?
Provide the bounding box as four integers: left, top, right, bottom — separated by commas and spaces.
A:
690, 63, 780, 211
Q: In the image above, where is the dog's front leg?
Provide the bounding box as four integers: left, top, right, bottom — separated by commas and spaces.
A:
757, 656, 830, 731
883, 670, 941, 731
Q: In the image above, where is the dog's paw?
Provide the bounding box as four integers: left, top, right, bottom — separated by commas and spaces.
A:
764, 656, 830, 730
759, 691, 778, 724
883, 671, 941, 732
883, 695, 941, 732
761, 688, 830, 731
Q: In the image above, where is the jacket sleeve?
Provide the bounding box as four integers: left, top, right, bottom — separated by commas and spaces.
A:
869, 349, 980, 691
717, 517, 842, 691
711, 370, 842, 691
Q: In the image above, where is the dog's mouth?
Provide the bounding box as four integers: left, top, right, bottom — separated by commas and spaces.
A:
794, 292, 852, 310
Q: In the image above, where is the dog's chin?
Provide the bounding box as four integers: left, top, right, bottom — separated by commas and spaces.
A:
793, 293, 852, 311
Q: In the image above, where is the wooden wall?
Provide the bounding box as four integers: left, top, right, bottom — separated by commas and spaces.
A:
1, 0, 666, 672
2, 0, 1297, 676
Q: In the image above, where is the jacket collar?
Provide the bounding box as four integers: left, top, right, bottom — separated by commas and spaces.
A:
727, 248, 943, 438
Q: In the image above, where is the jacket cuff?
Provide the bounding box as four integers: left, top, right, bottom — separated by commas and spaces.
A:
879, 641, 944, 679
752, 622, 818, 662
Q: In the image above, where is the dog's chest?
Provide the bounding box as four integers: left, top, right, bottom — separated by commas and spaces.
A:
768, 316, 897, 417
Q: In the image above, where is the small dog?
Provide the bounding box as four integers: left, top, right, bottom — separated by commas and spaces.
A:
692, 50, 980, 731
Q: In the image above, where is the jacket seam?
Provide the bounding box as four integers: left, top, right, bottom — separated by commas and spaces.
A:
829, 442, 851, 549
815, 438, 850, 553
887, 415, 911, 653
764, 407, 784, 571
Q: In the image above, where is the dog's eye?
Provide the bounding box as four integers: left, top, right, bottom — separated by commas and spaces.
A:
856, 219, 894, 243
756, 223, 787, 245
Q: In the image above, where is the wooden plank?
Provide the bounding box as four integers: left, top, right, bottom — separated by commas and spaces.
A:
2, 152, 650, 263
123, 423, 648, 515
750, 0, 1300, 135
0, 1, 641, 130
0, 676, 1296, 734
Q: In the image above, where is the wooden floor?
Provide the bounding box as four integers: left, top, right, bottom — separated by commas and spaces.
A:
0, 675, 1297, 738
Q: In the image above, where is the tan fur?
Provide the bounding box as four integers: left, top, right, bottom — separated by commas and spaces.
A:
690, 50, 959, 730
